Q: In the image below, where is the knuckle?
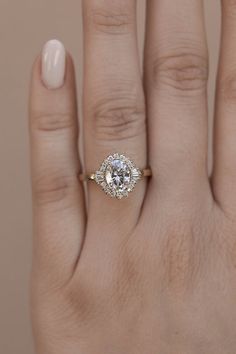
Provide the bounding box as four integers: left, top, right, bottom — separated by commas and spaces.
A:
90, 9, 134, 35
219, 72, 236, 106
69, 243, 145, 320
34, 172, 77, 206
223, 0, 236, 15
90, 90, 145, 142
161, 221, 201, 292
67, 277, 102, 324
151, 52, 208, 95
225, 0, 236, 5
213, 216, 236, 267
32, 112, 74, 132
113, 242, 144, 307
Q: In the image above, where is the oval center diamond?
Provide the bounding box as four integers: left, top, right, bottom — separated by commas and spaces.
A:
105, 159, 131, 191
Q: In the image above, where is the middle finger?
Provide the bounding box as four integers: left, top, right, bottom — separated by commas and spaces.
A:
145, 0, 210, 203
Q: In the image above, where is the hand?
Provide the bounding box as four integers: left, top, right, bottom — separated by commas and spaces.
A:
29, 1, 236, 353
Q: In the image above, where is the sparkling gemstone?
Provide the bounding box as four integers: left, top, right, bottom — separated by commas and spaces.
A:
132, 168, 140, 178
95, 153, 142, 199
95, 171, 104, 183
105, 159, 131, 192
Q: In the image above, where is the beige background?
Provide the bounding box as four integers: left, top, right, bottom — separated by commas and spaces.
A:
0, 1, 220, 353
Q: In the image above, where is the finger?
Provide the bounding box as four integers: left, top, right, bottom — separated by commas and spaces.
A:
29, 40, 85, 284
144, 0, 210, 201
82, 0, 146, 234
212, 1, 236, 212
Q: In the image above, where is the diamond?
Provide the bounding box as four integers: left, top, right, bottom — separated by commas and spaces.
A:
105, 159, 131, 192
132, 168, 140, 178
95, 153, 141, 199
95, 171, 104, 183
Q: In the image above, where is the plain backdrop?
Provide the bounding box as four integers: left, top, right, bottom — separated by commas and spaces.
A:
0, 1, 220, 353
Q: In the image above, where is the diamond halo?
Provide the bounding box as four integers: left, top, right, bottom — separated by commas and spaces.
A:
94, 153, 142, 199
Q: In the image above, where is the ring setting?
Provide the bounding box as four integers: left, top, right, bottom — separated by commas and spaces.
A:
80, 153, 151, 199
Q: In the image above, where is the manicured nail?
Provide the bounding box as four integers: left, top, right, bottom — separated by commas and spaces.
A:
42, 39, 66, 89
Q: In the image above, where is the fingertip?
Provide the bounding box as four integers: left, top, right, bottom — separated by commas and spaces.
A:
30, 40, 76, 93
29, 41, 78, 124
41, 39, 66, 89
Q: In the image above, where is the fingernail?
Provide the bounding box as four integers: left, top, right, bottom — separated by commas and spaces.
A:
42, 39, 66, 89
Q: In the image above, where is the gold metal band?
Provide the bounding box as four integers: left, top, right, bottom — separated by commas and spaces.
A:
79, 168, 152, 182
79, 173, 95, 182
142, 168, 152, 177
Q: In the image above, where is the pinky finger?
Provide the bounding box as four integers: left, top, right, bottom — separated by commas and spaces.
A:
29, 40, 85, 286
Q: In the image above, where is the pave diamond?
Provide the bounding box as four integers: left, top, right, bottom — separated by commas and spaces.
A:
95, 153, 141, 199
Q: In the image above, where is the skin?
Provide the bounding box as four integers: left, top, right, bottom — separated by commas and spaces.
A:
29, 0, 236, 353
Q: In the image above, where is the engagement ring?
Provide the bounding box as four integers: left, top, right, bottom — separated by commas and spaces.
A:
79, 153, 152, 199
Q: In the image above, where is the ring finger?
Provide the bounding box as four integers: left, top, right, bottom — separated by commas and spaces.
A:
82, 0, 146, 237
144, 0, 210, 205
